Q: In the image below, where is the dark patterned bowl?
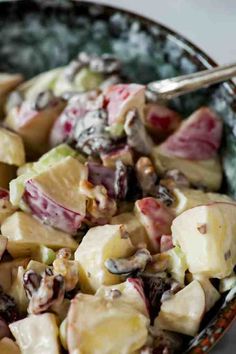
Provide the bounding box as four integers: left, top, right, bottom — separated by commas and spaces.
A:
0, 0, 235, 352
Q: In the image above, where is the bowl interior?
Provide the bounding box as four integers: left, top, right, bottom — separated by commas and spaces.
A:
0, 1, 235, 352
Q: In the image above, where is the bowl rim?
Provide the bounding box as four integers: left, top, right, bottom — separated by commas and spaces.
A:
79, 0, 236, 96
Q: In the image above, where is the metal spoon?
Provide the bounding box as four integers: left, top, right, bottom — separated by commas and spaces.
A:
146, 62, 236, 101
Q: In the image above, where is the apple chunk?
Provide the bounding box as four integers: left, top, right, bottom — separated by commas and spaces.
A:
1, 211, 77, 257
0, 338, 20, 354
67, 292, 149, 354
172, 187, 234, 215
193, 275, 220, 312
143, 103, 180, 139
23, 157, 88, 234
162, 107, 222, 160
0, 73, 23, 117
151, 145, 222, 191
156, 280, 205, 336
74, 224, 134, 293
0, 128, 25, 167
172, 202, 236, 278
0, 73, 23, 96
5, 94, 65, 156
96, 277, 149, 317
110, 212, 150, 249
105, 83, 145, 125
9, 313, 60, 354
135, 197, 174, 253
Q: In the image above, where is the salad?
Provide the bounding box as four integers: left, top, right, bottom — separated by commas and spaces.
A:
0, 52, 235, 354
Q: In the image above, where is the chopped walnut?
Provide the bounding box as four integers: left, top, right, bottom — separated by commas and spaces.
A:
80, 180, 117, 223
23, 270, 65, 315
124, 109, 154, 155
135, 157, 158, 195
105, 248, 152, 276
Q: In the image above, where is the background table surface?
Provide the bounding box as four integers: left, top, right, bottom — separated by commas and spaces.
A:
86, 1, 236, 353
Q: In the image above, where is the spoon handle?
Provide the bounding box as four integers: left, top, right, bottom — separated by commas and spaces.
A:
146, 62, 236, 101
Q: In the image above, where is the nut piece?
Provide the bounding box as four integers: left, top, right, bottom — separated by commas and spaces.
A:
23, 270, 65, 314
105, 248, 152, 276
136, 157, 158, 196
124, 109, 154, 155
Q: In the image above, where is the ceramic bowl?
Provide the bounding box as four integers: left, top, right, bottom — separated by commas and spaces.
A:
0, 0, 235, 352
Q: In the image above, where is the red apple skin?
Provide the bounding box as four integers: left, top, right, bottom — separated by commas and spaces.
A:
144, 103, 180, 139
161, 107, 223, 160
136, 197, 174, 252
49, 104, 86, 147
7, 98, 65, 156
127, 278, 150, 316
104, 84, 145, 125
87, 162, 116, 199
160, 235, 173, 253
23, 179, 85, 234
0, 188, 9, 200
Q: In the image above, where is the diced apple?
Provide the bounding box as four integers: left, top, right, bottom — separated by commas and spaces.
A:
5, 97, 65, 156
162, 107, 222, 160
156, 280, 205, 336
9, 313, 60, 354
96, 277, 149, 317
0, 162, 16, 189
0, 337, 21, 354
105, 84, 145, 126
151, 145, 222, 191
193, 275, 220, 311
160, 235, 173, 252
0, 188, 16, 225
67, 292, 149, 354
0, 258, 29, 292
101, 145, 134, 168
1, 211, 78, 257
9, 266, 29, 314
0, 73, 23, 117
0, 128, 25, 167
135, 197, 174, 253
143, 103, 180, 139
10, 144, 80, 207
172, 203, 236, 278
165, 246, 188, 285
0, 73, 23, 96
74, 224, 134, 293
23, 157, 88, 234
219, 272, 236, 293
110, 212, 150, 249
172, 187, 235, 215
